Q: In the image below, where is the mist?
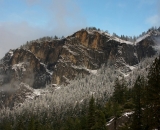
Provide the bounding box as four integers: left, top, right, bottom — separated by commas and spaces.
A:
0, 0, 87, 59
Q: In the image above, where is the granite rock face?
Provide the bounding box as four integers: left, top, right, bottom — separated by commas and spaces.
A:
0, 29, 158, 88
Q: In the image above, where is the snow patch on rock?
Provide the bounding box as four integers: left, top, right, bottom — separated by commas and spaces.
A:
12, 62, 28, 72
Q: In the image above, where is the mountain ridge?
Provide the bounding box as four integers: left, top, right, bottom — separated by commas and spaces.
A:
0, 28, 158, 89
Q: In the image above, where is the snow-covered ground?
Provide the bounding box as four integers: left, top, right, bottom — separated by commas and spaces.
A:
135, 34, 150, 44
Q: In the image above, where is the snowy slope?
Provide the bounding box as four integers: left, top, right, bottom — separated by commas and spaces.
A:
86, 29, 134, 45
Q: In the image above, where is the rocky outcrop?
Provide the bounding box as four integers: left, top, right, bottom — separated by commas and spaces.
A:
0, 29, 158, 88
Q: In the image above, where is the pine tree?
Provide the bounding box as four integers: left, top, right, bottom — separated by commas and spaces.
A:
28, 115, 36, 130
146, 56, 160, 129
131, 76, 143, 130
112, 102, 121, 130
80, 116, 87, 130
93, 110, 107, 130
87, 95, 96, 130
2, 120, 12, 130
105, 100, 113, 120
54, 35, 58, 39
112, 78, 126, 104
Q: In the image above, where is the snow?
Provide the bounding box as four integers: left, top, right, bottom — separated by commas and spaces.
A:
125, 64, 136, 71
26, 49, 40, 61
135, 34, 150, 44
33, 89, 41, 96
153, 46, 160, 52
118, 63, 136, 77
106, 118, 114, 126
86, 29, 111, 37
40, 62, 53, 75
19, 82, 51, 102
52, 84, 58, 87
26, 95, 34, 100
55, 87, 61, 90
152, 37, 160, 51
134, 52, 138, 58
20, 82, 48, 96
123, 111, 134, 117
118, 50, 122, 54
8, 50, 13, 57
119, 70, 129, 77
106, 111, 133, 126
90, 91, 95, 95
63, 45, 79, 55
86, 29, 134, 45
71, 65, 97, 75
90, 69, 97, 74
46, 69, 53, 75
86, 30, 94, 35
80, 99, 84, 103
12, 62, 27, 72
135, 29, 160, 44
114, 37, 134, 45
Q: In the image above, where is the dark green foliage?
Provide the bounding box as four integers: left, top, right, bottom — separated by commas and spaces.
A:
145, 57, 160, 129
90, 110, 106, 130
1, 120, 12, 130
112, 102, 120, 130
87, 96, 107, 130
131, 76, 144, 130
112, 78, 127, 104
87, 95, 96, 130
104, 100, 113, 121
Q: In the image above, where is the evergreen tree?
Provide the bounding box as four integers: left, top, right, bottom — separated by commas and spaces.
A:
2, 120, 12, 130
112, 102, 120, 130
104, 100, 113, 121
80, 116, 87, 130
146, 56, 160, 129
112, 78, 126, 104
93, 110, 107, 130
87, 95, 96, 130
54, 35, 58, 39
28, 116, 36, 130
131, 76, 143, 130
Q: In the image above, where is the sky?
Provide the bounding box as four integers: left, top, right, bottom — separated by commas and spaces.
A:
0, 0, 160, 58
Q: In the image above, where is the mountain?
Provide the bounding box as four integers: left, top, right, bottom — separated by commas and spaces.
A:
0, 28, 159, 109
0, 28, 158, 89
0, 27, 160, 129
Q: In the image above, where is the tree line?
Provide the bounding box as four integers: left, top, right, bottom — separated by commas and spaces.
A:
85, 26, 160, 43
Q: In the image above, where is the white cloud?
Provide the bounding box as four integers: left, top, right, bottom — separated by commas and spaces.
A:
146, 0, 160, 27
0, 22, 49, 58
146, 14, 160, 27
0, 0, 87, 59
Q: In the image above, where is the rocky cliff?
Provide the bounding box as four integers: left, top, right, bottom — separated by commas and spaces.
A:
0, 29, 158, 89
